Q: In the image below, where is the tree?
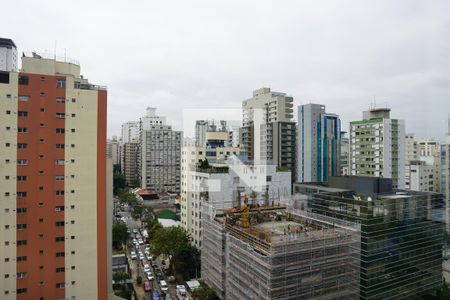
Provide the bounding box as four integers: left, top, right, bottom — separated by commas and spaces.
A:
136, 275, 142, 286
172, 244, 201, 280
147, 219, 163, 240
118, 192, 138, 205
113, 222, 129, 249
191, 282, 219, 300
113, 164, 126, 195
150, 226, 190, 268
113, 271, 129, 287
132, 205, 143, 220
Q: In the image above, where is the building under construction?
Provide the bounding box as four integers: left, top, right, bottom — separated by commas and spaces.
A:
201, 198, 359, 300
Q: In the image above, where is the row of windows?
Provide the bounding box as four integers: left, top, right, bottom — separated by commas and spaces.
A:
8, 158, 76, 166
10, 190, 75, 197
5, 142, 75, 148
6, 110, 74, 118
16, 127, 77, 133
5, 234, 77, 246
4, 175, 65, 182
18, 75, 66, 88
16, 95, 68, 104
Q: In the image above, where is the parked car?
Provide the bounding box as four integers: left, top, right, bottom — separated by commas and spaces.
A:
139, 253, 145, 260
130, 251, 137, 260
144, 264, 151, 273
176, 285, 186, 298
146, 271, 154, 280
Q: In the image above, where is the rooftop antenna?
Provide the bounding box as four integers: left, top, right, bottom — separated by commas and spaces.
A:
447, 114, 450, 136
54, 40, 57, 60
64, 48, 67, 62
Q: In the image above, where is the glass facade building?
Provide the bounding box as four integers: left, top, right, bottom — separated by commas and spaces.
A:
294, 176, 444, 300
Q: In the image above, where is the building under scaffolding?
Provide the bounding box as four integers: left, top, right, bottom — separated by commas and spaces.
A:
202, 202, 359, 299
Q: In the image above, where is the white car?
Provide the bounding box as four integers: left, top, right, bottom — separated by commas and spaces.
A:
144, 264, 151, 272
160, 280, 168, 292
132, 239, 137, 245
130, 251, 137, 260
146, 271, 154, 280
139, 253, 145, 260
138, 239, 144, 245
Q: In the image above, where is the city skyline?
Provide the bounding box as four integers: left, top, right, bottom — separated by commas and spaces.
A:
2, 0, 450, 140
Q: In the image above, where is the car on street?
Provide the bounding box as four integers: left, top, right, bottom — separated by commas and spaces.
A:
159, 280, 168, 292
153, 291, 160, 300
132, 239, 137, 245
139, 253, 145, 260
176, 285, 186, 298
133, 229, 138, 234
139, 239, 144, 245
130, 251, 137, 260
144, 264, 151, 272
144, 280, 152, 292
146, 271, 154, 280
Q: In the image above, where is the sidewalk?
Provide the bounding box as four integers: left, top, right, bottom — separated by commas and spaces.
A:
128, 256, 146, 300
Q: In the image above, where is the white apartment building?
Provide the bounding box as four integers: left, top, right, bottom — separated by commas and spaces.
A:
107, 136, 121, 166
405, 133, 419, 161
241, 88, 296, 180
121, 121, 140, 143
140, 107, 166, 130
181, 153, 291, 247
0, 38, 18, 72
350, 108, 405, 189
405, 160, 435, 191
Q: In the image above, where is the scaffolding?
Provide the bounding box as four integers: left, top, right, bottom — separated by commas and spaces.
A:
201, 204, 360, 300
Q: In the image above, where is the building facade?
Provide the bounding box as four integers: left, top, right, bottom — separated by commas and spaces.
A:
121, 121, 139, 143
241, 88, 296, 180
340, 132, 350, 175
350, 108, 405, 189
297, 103, 341, 182
0, 38, 18, 72
140, 125, 181, 193
0, 51, 109, 299
107, 137, 121, 166
294, 176, 444, 300
122, 142, 140, 187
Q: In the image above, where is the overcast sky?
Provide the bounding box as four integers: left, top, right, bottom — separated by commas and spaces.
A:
3, 0, 450, 140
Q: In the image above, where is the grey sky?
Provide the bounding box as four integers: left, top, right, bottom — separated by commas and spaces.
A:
3, 0, 450, 140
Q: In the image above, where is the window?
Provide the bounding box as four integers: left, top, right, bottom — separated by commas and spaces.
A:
56, 252, 65, 257
56, 98, 65, 104
17, 256, 27, 262
56, 128, 65, 134
55, 190, 64, 196
56, 144, 65, 149
17, 240, 27, 246
40, 123, 44, 127
55, 221, 64, 227
56, 79, 66, 88
55, 175, 64, 181
6, 110, 11, 114
17, 272, 27, 279
55, 206, 64, 212
17, 159, 28, 165
17, 224, 27, 230
55, 237, 64, 242
18, 95, 29, 101
56, 113, 65, 119
18, 111, 28, 117
40, 76, 46, 81
71, 113, 75, 117
17, 208, 27, 213
5, 142, 10, 147
17, 192, 27, 197
17, 176, 27, 181
71, 129, 75, 133
40, 108, 45, 112
55, 159, 64, 165
56, 282, 65, 289
18, 127, 27, 133
18, 76, 29, 85
56, 267, 65, 273
17, 143, 27, 149
16, 288, 27, 294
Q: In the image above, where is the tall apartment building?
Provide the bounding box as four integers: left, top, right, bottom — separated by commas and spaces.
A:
419, 138, 441, 193
0, 38, 18, 72
122, 142, 140, 187
294, 176, 444, 300
241, 88, 296, 179
0, 49, 110, 299
107, 136, 121, 166
405, 133, 419, 161
405, 160, 436, 191
297, 103, 341, 182
141, 125, 181, 193
350, 108, 405, 189
121, 121, 139, 143
442, 122, 450, 229
340, 132, 350, 175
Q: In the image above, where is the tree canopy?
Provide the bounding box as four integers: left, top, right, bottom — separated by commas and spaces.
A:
191, 282, 219, 300
112, 222, 129, 249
